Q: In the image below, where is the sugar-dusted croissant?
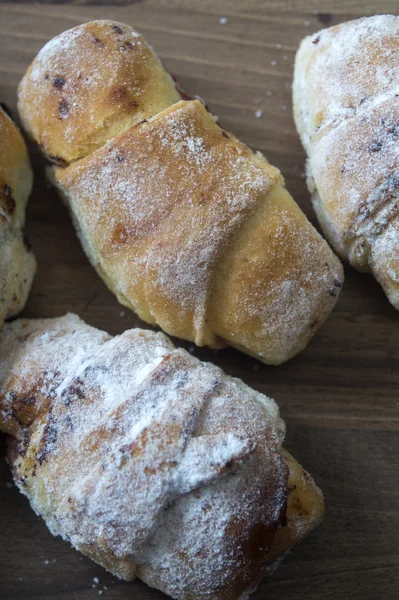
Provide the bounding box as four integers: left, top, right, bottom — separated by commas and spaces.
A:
0, 105, 36, 327
293, 14, 399, 309
0, 313, 324, 600
18, 20, 343, 365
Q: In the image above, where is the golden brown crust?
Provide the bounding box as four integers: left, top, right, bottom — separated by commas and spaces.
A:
18, 20, 181, 165
19, 19, 343, 364
54, 100, 279, 347
208, 178, 343, 363
0, 314, 324, 600
267, 449, 325, 561
55, 99, 343, 364
293, 15, 399, 308
0, 107, 36, 327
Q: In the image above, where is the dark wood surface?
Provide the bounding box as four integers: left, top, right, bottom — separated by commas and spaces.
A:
0, 1, 398, 599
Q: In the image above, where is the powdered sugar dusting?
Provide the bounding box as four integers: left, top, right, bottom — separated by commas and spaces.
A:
56, 100, 281, 348
18, 20, 180, 163
294, 15, 399, 307
29, 28, 84, 83
295, 15, 399, 143
55, 99, 342, 361
20, 21, 342, 364
0, 314, 289, 597
18, 19, 343, 363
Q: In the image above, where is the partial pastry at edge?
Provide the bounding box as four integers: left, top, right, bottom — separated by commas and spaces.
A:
18, 20, 343, 365
293, 14, 399, 309
0, 313, 324, 600
0, 106, 36, 327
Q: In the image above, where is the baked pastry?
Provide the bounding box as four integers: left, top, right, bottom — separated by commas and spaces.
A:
0, 105, 36, 327
18, 20, 343, 364
0, 313, 324, 600
293, 14, 399, 309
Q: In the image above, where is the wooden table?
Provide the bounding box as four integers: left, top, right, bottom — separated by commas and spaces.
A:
0, 1, 398, 599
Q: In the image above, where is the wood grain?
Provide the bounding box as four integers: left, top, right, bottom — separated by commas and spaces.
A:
0, 2, 398, 600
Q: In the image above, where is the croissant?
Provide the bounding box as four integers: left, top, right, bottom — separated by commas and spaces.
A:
18, 20, 343, 365
293, 14, 399, 309
0, 105, 36, 327
0, 313, 324, 600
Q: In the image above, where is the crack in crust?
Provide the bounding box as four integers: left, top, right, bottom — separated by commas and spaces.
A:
344, 172, 399, 266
